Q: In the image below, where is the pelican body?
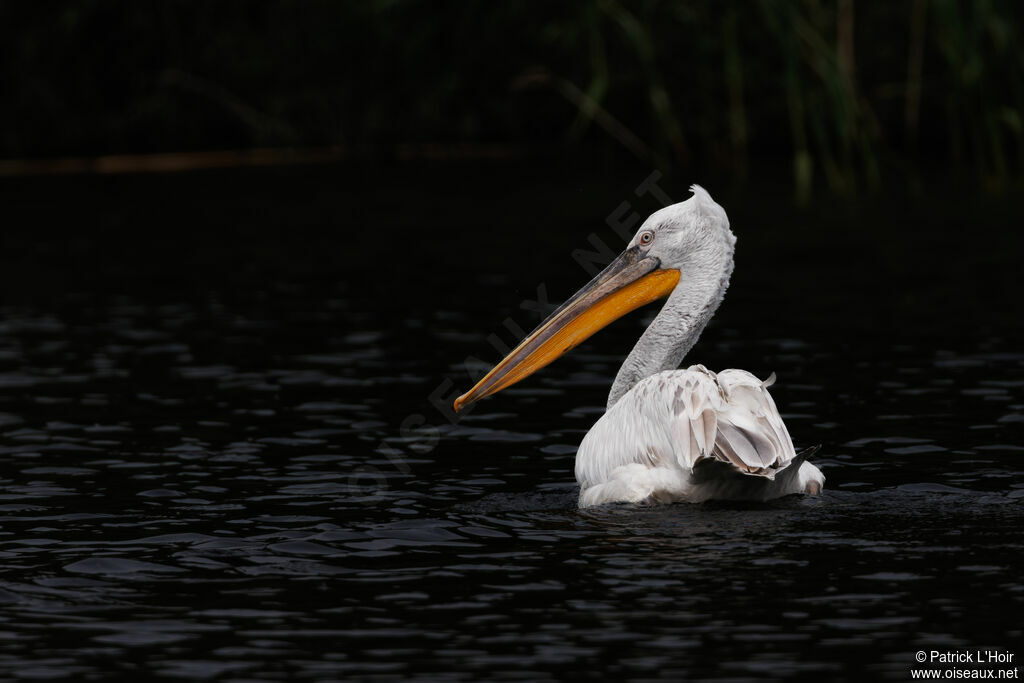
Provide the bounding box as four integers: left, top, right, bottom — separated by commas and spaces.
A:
454, 185, 824, 507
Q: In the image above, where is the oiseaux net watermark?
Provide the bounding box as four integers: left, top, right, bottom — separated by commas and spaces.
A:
911, 649, 1018, 680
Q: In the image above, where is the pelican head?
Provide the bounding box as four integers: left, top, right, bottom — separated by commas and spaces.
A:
454, 184, 734, 413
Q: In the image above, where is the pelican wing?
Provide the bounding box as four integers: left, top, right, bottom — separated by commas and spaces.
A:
663, 365, 723, 464
707, 368, 796, 477
631, 365, 798, 476
575, 365, 800, 495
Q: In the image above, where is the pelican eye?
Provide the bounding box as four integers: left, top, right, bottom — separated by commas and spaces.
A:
639, 230, 655, 246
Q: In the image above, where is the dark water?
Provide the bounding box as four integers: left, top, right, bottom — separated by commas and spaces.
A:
0, 165, 1021, 680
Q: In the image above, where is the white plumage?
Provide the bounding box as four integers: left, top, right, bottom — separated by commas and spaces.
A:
576, 365, 824, 507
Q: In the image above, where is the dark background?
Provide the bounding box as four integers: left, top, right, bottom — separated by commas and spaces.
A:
2, 0, 1022, 331
0, 3, 1023, 681
2, 1, 1023, 191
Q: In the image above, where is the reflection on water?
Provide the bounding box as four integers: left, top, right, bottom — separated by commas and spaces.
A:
0, 168, 1022, 679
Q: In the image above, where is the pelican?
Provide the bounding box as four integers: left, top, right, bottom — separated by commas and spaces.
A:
454, 185, 824, 507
